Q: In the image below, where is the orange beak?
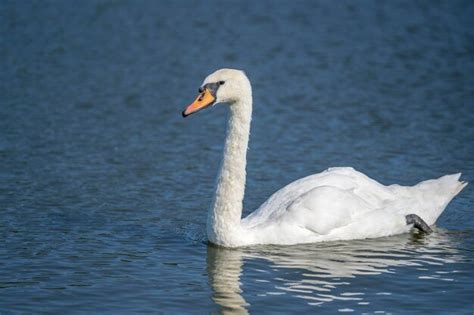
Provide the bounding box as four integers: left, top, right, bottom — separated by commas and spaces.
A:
182, 88, 216, 117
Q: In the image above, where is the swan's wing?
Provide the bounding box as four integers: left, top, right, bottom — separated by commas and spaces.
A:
242, 167, 396, 232
285, 185, 377, 235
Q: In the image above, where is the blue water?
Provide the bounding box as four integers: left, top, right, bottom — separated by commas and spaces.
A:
1, 0, 473, 313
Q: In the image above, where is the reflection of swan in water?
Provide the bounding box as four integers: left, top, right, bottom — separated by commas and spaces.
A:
207, 230, 463, 311
207, 246, 249, 314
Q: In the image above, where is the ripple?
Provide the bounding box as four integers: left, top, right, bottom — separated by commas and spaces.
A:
207, 230, 467, 312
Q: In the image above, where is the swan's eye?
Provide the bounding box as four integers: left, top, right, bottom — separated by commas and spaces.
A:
198, 86, 204, 93
218, 81, 225, 86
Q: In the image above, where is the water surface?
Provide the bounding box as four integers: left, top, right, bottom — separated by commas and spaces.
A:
1, 0, 473, 313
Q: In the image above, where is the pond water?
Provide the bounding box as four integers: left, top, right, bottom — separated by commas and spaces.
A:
1, 0, 473, 313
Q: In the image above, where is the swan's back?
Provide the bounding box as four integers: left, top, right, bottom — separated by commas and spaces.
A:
243, 167, 391, 227
242, 167, 466, 237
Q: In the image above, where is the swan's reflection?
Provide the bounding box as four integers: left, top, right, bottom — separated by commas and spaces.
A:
207, 246, 249, 314
207, 229, 463, 312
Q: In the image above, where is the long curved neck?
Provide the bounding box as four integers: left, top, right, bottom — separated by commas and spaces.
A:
207, 93, 252, 245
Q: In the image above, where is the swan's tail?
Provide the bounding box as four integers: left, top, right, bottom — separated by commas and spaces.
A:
453, 175, 469, 197
436, 173, 468, 199
415, 173, 467, 224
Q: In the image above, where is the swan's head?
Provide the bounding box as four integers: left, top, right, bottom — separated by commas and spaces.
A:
182, 68, 251, 117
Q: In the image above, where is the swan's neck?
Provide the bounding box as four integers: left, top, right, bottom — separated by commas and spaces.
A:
207, 94, 252, 246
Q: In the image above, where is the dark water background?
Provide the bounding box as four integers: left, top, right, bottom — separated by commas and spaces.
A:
1, 0, 473, 313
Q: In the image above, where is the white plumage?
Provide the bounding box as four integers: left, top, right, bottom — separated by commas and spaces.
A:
183, 68, 467, 248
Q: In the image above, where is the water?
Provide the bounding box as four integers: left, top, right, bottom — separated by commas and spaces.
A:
1, 0, 473, 313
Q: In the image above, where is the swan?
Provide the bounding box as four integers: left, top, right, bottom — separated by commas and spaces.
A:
182, 68, 467, 248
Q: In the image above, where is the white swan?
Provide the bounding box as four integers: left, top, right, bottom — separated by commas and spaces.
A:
182, 68, 467, 248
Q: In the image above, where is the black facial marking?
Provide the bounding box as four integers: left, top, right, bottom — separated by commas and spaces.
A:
200, 81, 222, 97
